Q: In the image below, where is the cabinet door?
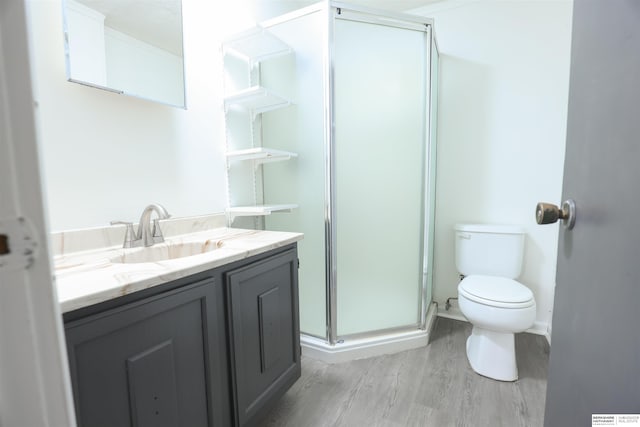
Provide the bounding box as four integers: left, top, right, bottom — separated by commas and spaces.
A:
65, 278, 227, 427
226, 248, 300, 426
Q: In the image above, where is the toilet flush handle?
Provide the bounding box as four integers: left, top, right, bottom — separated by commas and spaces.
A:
536, 200, 576, 230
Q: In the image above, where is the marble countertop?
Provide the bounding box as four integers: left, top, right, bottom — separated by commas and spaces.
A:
54, 227, 303, 313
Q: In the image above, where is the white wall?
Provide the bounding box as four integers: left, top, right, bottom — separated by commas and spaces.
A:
412, 0, 573, 334
26, 0, 263, 231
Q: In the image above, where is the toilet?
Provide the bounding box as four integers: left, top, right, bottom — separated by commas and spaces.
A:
454, 224, 536, 381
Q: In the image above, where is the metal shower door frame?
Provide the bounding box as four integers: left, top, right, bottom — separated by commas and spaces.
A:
261, 2, 438, 345
325, 2, 436, 345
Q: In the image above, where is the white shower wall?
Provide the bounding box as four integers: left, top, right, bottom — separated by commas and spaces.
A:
260, 10, 328, 338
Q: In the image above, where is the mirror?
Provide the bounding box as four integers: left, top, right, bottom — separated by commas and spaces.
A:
62, 0, 186, 108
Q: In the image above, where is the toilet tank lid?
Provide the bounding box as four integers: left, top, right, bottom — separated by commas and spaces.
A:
454, 224, 525, 234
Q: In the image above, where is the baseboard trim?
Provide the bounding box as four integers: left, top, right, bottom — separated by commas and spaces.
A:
436, 307, 551, 345
301, 302, 437, 364
437, 306, 466, 322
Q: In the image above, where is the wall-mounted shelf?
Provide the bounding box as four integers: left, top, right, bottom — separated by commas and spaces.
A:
223, 26, 297, 230
227, 148, 298, 166
223, 26, 292, 68
227, 204, 298, 219
224, 86, 291, 117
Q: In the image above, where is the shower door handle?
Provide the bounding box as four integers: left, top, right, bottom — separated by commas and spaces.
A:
536, 200, 576, 230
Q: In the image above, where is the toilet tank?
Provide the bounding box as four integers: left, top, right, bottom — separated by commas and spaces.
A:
454, 224, 525, 278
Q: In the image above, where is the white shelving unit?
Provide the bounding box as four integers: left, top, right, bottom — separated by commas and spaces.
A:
224, 86, 291, 117
226, 147, 298, 165
223, 26, 292, 68
226, 204, 299, 220
223, 27, 297, 227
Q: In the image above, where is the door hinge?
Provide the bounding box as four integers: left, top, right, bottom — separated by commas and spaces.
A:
0, 217, 39, 272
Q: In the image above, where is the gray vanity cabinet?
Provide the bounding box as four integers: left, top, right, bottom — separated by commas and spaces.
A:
65, 278, 227, 427
64, 244, 300, 427
226, 248, 301, 426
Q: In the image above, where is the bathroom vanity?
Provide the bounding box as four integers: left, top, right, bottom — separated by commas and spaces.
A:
55, 226, 302, 427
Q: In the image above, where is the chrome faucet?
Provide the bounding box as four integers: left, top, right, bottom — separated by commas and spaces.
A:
136, 204, 170, 247
111, 203, 171, 248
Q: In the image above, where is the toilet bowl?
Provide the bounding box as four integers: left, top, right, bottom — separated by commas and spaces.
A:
458, 275, 535, 381
454, 224, 536, 381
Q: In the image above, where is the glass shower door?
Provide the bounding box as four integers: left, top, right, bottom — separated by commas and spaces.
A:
334, 17, 429, 336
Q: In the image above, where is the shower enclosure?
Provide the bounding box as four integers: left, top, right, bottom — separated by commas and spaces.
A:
223, 2, 439, 355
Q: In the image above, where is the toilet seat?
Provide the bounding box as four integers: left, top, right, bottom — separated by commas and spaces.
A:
459, 275, 534, 309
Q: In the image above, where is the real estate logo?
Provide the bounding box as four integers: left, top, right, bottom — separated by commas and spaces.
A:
592, 414, 640, 426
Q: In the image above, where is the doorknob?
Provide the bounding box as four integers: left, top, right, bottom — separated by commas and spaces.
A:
536, 199, 576, 230
0, 234, 8, 255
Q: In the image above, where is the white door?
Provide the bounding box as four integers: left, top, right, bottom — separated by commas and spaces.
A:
0, 1, 76, 425
544, 0, 640, 425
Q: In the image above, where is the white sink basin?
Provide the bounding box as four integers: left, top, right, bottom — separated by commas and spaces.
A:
110, 240, 220, 264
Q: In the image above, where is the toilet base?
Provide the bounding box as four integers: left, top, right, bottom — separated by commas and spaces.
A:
466, 326, 518, 381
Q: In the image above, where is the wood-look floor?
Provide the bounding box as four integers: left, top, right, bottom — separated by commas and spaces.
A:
260, 317, 549, 427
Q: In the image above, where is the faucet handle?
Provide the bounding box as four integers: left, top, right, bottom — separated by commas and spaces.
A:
110, 221, 136, 248
151, 218, 165, 244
